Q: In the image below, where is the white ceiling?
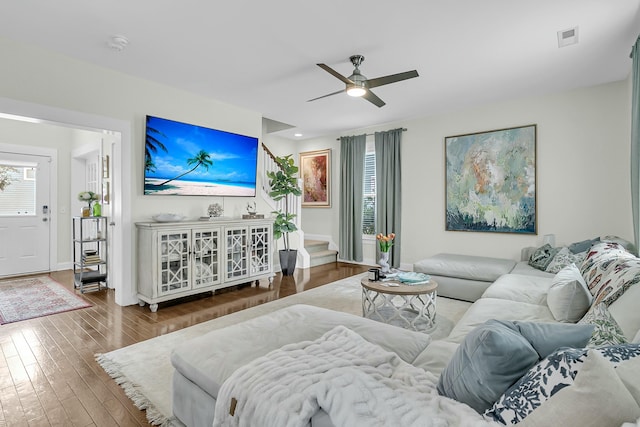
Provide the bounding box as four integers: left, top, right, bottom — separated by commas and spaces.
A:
2, 0, 639, 140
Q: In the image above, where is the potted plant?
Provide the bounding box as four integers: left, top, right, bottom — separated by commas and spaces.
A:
267, 154, 302, 275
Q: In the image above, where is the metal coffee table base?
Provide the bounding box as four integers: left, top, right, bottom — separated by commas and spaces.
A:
362, 288, 437, 332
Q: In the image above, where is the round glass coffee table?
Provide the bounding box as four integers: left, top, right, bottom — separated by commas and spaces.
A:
360, 277, 438, 332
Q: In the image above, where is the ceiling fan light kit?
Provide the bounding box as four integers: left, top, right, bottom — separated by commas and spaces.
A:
347, 84, 366, 97
309, 54, 419, 107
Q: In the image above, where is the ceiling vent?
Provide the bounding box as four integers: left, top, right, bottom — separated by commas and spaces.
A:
557, 27, 579, 48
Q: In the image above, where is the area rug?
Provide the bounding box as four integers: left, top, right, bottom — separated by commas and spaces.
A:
96, 273, 471, 426
0, 275, 92, 324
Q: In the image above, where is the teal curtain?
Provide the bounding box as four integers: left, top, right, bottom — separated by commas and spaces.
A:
632, 36, 640, 254
375, 129, 403, 268
339, 134, 367, 262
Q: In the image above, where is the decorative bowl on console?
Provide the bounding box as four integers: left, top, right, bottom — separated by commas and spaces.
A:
152, 213, 186, 222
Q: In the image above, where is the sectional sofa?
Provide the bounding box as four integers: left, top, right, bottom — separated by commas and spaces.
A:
170, 241, 640, 427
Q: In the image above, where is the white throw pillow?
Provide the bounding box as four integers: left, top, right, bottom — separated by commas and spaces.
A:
634, 329, 640, 344
547, 263, 592, 323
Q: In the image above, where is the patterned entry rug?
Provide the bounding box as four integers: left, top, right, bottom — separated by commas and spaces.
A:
96, 273, 472, 426
0, 275, 92, 324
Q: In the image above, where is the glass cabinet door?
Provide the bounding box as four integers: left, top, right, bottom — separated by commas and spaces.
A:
225, 226, 248, 281
250, 224, 271, 275
192, 228, 221, 288
158, 230, 190, 295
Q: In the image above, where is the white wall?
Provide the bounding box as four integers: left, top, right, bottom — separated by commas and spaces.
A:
298, 79, 634, 265
0, 36, 262, 305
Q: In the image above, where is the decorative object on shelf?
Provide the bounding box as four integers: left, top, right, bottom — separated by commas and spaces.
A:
445, 124, 537, 234
242, 201, 264, 219
376, 232, 395, 273
267, 154, 302, 275
299, 149, 331, 207
152, 213, 186, 222
92, 201, 102, 217
208, 203, 223, 218
78, 191, 100, 217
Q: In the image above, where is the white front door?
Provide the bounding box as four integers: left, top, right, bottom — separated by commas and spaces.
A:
0, 152, 51, 277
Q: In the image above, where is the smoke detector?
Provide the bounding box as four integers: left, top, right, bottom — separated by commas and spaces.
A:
107, 35, 129, 51
557, 27, 579, 48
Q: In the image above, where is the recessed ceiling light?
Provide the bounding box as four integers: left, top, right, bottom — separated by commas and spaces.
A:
107, 35, 129, 51
294, 133, 303, 137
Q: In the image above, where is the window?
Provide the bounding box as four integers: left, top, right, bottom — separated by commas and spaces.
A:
362, 142, 376, 235
0, 163, 36, 216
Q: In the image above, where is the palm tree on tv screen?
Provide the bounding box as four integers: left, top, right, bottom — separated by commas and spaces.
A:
145, 123, 167, 172
158, 149, 214, 186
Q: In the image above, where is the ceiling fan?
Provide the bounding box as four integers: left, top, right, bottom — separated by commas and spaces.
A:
308, 55, 419, 108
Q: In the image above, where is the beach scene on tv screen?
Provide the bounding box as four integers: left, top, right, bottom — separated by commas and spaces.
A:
144, 116, 258, 196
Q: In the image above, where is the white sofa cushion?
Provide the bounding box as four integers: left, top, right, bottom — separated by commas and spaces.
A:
618, 354, 640, 406
480, 274, 553, 305
413, 253, 516, 282
411, 340, 459, 377
547, 264, 592, 323
446, 298, 556, 343
609, 284, 640, 341
510, 261, 555, 278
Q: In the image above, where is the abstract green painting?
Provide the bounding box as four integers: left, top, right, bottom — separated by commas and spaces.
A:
445, 124, 536, 234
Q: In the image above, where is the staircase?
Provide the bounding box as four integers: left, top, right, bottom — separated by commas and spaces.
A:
305, 239, 338, 267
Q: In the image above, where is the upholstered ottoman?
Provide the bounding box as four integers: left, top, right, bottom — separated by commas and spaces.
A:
413, 253, 517, 302
171, 304, 432, 427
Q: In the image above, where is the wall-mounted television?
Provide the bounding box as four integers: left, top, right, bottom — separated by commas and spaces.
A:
144, 115, 258, 196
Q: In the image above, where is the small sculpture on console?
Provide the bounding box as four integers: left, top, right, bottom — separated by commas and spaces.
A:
207, 203, 223, 218
247, 201, 257, 215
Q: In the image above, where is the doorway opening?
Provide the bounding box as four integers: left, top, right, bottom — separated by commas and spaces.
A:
0, 97, 135, 306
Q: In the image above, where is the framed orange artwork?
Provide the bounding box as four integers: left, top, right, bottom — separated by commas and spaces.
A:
299, 149, 330, 207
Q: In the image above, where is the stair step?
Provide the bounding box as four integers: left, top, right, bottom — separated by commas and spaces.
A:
309, 249, 338, 267
304, 239, 330, 254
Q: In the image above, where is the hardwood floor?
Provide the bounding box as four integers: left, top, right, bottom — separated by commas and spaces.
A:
0, 262, 371, 426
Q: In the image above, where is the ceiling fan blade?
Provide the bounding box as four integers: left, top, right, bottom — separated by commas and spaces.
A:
317, 63, 354, 85
362, 90, 386, 108
307, 89, 346, 102
366, 70, 419, 89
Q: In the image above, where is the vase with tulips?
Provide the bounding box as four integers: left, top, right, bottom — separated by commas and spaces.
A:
376, 233, 395, 273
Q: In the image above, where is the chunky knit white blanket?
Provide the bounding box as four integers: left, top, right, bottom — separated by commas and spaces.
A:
212, 326, 499, 427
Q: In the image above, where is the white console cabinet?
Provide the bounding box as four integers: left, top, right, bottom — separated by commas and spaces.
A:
136, 218, 274, 312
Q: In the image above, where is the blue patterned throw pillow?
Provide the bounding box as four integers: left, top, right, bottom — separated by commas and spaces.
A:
484, 344, 640, 425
